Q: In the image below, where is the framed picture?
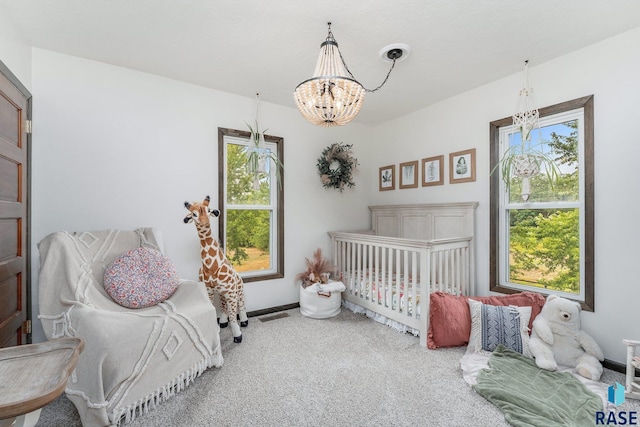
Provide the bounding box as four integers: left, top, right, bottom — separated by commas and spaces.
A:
379, 165, 395, 191
399, 160, 419, 189
422, 155, 444, 186
449, 148, 476, 184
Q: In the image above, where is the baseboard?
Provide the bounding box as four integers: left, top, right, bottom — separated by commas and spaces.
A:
247, 303, 300, 318
603, 358, 626, 374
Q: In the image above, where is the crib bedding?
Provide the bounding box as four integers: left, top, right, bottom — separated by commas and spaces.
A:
339, 268, 467, 341
342, 270, 420, 316
342, 299, 420, 336
341, 269, 459, 318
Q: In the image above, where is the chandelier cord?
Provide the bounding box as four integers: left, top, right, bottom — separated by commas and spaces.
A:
326, 22, 397, 93
339, 48, 397, 93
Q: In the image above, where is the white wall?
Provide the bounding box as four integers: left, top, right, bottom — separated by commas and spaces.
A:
30, 49, 374, 343
369, 27, 640, 363
0, 11, 32, 89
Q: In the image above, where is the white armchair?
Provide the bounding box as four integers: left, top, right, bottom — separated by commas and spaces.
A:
38, 228, 223, 426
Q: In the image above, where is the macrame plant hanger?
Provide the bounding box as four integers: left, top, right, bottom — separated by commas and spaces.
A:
511, 60, 541, 201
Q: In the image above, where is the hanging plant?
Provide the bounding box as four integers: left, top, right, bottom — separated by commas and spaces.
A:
243, 94, 283, 189
317, 142, 358, 192
491, 60, 559, 201
244, 120, 283, 188
491, 138, 559, 201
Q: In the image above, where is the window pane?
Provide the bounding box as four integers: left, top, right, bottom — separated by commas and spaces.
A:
507, 120, 579, 204
225, 209, 271, 272
219, 127, 284, 282
508, 208, 579, 294
491, 97, 593, 309
226, 143, 271, 206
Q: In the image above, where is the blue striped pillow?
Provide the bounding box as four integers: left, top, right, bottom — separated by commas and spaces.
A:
467, 299, 531, 356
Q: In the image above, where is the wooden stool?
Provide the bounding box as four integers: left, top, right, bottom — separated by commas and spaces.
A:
623, 339, 640, 400
0, 337, 84, 427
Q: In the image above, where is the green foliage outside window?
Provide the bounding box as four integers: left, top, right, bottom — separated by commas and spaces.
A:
509, 209, 579, 292
226, 142, 272, 268
226, 143, 270, 206
226, 209, 270, 265
507, 120, 581, 294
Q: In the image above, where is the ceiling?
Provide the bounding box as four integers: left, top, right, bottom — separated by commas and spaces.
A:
2, 0, 640, 125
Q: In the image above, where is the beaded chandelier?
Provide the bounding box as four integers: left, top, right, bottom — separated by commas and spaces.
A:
294, 23, 406, 127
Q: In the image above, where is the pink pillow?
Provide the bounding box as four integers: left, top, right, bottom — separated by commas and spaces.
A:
427, 291, 546, 349
104, 247, 179, 308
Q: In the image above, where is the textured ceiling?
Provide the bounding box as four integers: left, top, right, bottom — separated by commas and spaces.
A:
2, 0, 640, 125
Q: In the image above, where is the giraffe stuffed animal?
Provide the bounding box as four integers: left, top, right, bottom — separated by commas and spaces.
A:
184, 195, 248, 343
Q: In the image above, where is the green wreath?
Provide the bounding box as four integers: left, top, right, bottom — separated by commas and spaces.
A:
317, 142, 358, 192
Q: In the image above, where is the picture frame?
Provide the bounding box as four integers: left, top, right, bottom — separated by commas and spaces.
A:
449, 148, 476, 184
421, 155, 444, 186
399, 160, 419, 189
379, 165, 395, 191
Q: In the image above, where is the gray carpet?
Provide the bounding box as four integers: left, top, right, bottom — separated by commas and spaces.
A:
35, 307, 638, 427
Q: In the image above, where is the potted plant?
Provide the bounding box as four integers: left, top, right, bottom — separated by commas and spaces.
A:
296, 248, 344, 319
244, 93, 283, 190
493, 60, 560, 201
492, 136, 559, 201
296, 248, 333, 288
244, 120, 283, 190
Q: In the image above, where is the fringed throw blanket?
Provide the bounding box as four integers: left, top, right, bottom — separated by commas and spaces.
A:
473, 345, 602, 427
38, 229, 224, 426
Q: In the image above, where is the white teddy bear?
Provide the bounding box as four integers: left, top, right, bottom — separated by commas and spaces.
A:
529, 294, 604, 381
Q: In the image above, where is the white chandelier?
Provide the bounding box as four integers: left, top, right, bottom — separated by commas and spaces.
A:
294, 23, 407, 127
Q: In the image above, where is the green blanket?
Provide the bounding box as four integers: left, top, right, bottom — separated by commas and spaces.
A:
473, 345, 603, 427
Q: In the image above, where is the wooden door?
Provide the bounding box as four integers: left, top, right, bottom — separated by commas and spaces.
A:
0, 61, 31, 348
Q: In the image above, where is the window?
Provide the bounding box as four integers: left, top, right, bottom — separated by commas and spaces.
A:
218, 127, 284, 282
490, 96, 594, 310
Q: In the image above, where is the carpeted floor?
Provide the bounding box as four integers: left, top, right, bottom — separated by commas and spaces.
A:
35, 307, 639, 427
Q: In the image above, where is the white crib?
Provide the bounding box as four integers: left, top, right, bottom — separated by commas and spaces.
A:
328, 202, 478, 347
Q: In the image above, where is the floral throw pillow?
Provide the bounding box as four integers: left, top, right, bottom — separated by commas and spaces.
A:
104, 247, 179, 309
